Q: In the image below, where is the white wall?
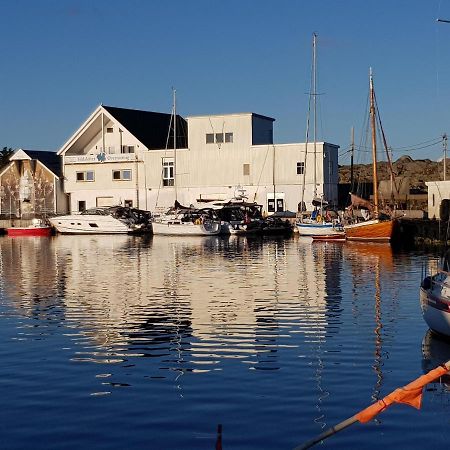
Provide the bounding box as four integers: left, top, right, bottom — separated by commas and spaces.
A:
426, 181, 450, 219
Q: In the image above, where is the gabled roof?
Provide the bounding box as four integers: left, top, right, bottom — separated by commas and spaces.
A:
103, 105, 188, 150
9, 149, 62, 178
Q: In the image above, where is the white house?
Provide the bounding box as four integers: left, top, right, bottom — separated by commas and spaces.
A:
58, 105, 339, 214
0, 149, 68, 218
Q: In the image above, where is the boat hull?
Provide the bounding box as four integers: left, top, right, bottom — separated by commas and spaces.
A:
152, 220, 221, 236
296, 222, 344, 237
6, 226, 52, 237
420, 287, 450, 338
49, 215, 136, 234
344, 219, 394, 242
312, 233, 346, 242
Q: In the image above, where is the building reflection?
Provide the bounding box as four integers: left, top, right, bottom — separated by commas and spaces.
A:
0, 234, 345, 382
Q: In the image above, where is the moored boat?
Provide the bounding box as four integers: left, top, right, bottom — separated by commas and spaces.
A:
6, 219, 52, 237
343, 69, 396, 242
344, 217, 394, 242
420, 264, 450, 338
152, 205, 221, 236
49, 206, 152, 235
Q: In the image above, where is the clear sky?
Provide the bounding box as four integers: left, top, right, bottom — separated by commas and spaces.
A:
1, 0, 450, 163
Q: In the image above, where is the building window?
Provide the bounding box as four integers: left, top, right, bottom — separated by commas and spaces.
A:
268, 199, 275, 213
216, 133, 224, 143
206, 133, 214, 144
243, 164, 250, 176
121, 145, 135, 154
433, 194, 435, 207
225, 132, 233, 143
76, 171, 95, 182
124, 200, 133, 207
78, 200, 86, 212
112, 169, 132, 181
107, 127, 113, 133
163, 158, 174, 186
297, 162, 305, 175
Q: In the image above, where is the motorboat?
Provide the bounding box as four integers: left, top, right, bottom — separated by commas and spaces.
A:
49, 206, 152, 234
152, 205, 221, 236
6, 218, 52, 237
209, 202, 262, 235
420, 255, 450, 338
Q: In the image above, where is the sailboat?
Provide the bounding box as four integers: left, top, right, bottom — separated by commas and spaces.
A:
296, 33, 345, 241
152, 90, 221, 236
343, 69, 396, 242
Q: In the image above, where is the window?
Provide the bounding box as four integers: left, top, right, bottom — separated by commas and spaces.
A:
163, 158, 174, 186
215, 133, 224, 143
433, 194, 435, 207
121, 145, 135, 154
107, 127, 113, 133
297, 162, 305, 175
78, 201, 86, 212
112, 169, 132, 181
76, 171, 94, 182
225, 132, 233, 143
267, 198, 284, 213
206, 133, 214, 144
243, 164, 250, 176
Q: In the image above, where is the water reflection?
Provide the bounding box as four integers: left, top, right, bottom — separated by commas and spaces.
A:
342, 242, 395, 410
0, 234, 347, 389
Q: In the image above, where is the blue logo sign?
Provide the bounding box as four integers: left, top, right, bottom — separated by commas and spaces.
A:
97, 152, 106, 162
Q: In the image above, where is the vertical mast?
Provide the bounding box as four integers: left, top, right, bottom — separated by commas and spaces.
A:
369, 68, 379, 216
300, 33, 315, 214
312, 32, 317, 199
350, 126, 355, 191
173, 88, 177, 202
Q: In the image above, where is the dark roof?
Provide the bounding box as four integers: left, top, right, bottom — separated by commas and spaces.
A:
103, 105, 188, 150
22, 150, 62, 177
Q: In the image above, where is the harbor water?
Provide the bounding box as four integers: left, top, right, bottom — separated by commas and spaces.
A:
0, 234, 448, 449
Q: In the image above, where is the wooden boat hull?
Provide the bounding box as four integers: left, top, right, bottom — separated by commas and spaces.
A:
6, 226, 52, 237
344, 219, 394, 242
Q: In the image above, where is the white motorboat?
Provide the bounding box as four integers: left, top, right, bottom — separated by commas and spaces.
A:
420, 257, 450, 338
152, 206, 221, 236
49, 206, 152, 234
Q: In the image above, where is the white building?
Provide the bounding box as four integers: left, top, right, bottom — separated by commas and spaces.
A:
58, 105, 339, 214
426, 180, 450, 219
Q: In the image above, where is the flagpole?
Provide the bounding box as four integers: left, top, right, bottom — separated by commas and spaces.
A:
293, 360, 450, 450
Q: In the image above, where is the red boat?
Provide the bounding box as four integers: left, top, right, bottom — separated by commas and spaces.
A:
6, 220, 52, 237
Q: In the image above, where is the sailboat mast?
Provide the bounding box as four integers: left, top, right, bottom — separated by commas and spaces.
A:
369, 69, 379, 216
173, 88, 177, 202
312, 32, 318, 199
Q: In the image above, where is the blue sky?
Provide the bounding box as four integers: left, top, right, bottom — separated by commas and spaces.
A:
1, 0, 450, 163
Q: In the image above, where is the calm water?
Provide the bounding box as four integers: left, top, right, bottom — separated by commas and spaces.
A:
0, 234, 448, 449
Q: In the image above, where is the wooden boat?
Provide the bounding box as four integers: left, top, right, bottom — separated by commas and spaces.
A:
420, 261, 450, 338
343, 70, 395, 242
344, 218, 394, 242
7, 219, 52, 237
